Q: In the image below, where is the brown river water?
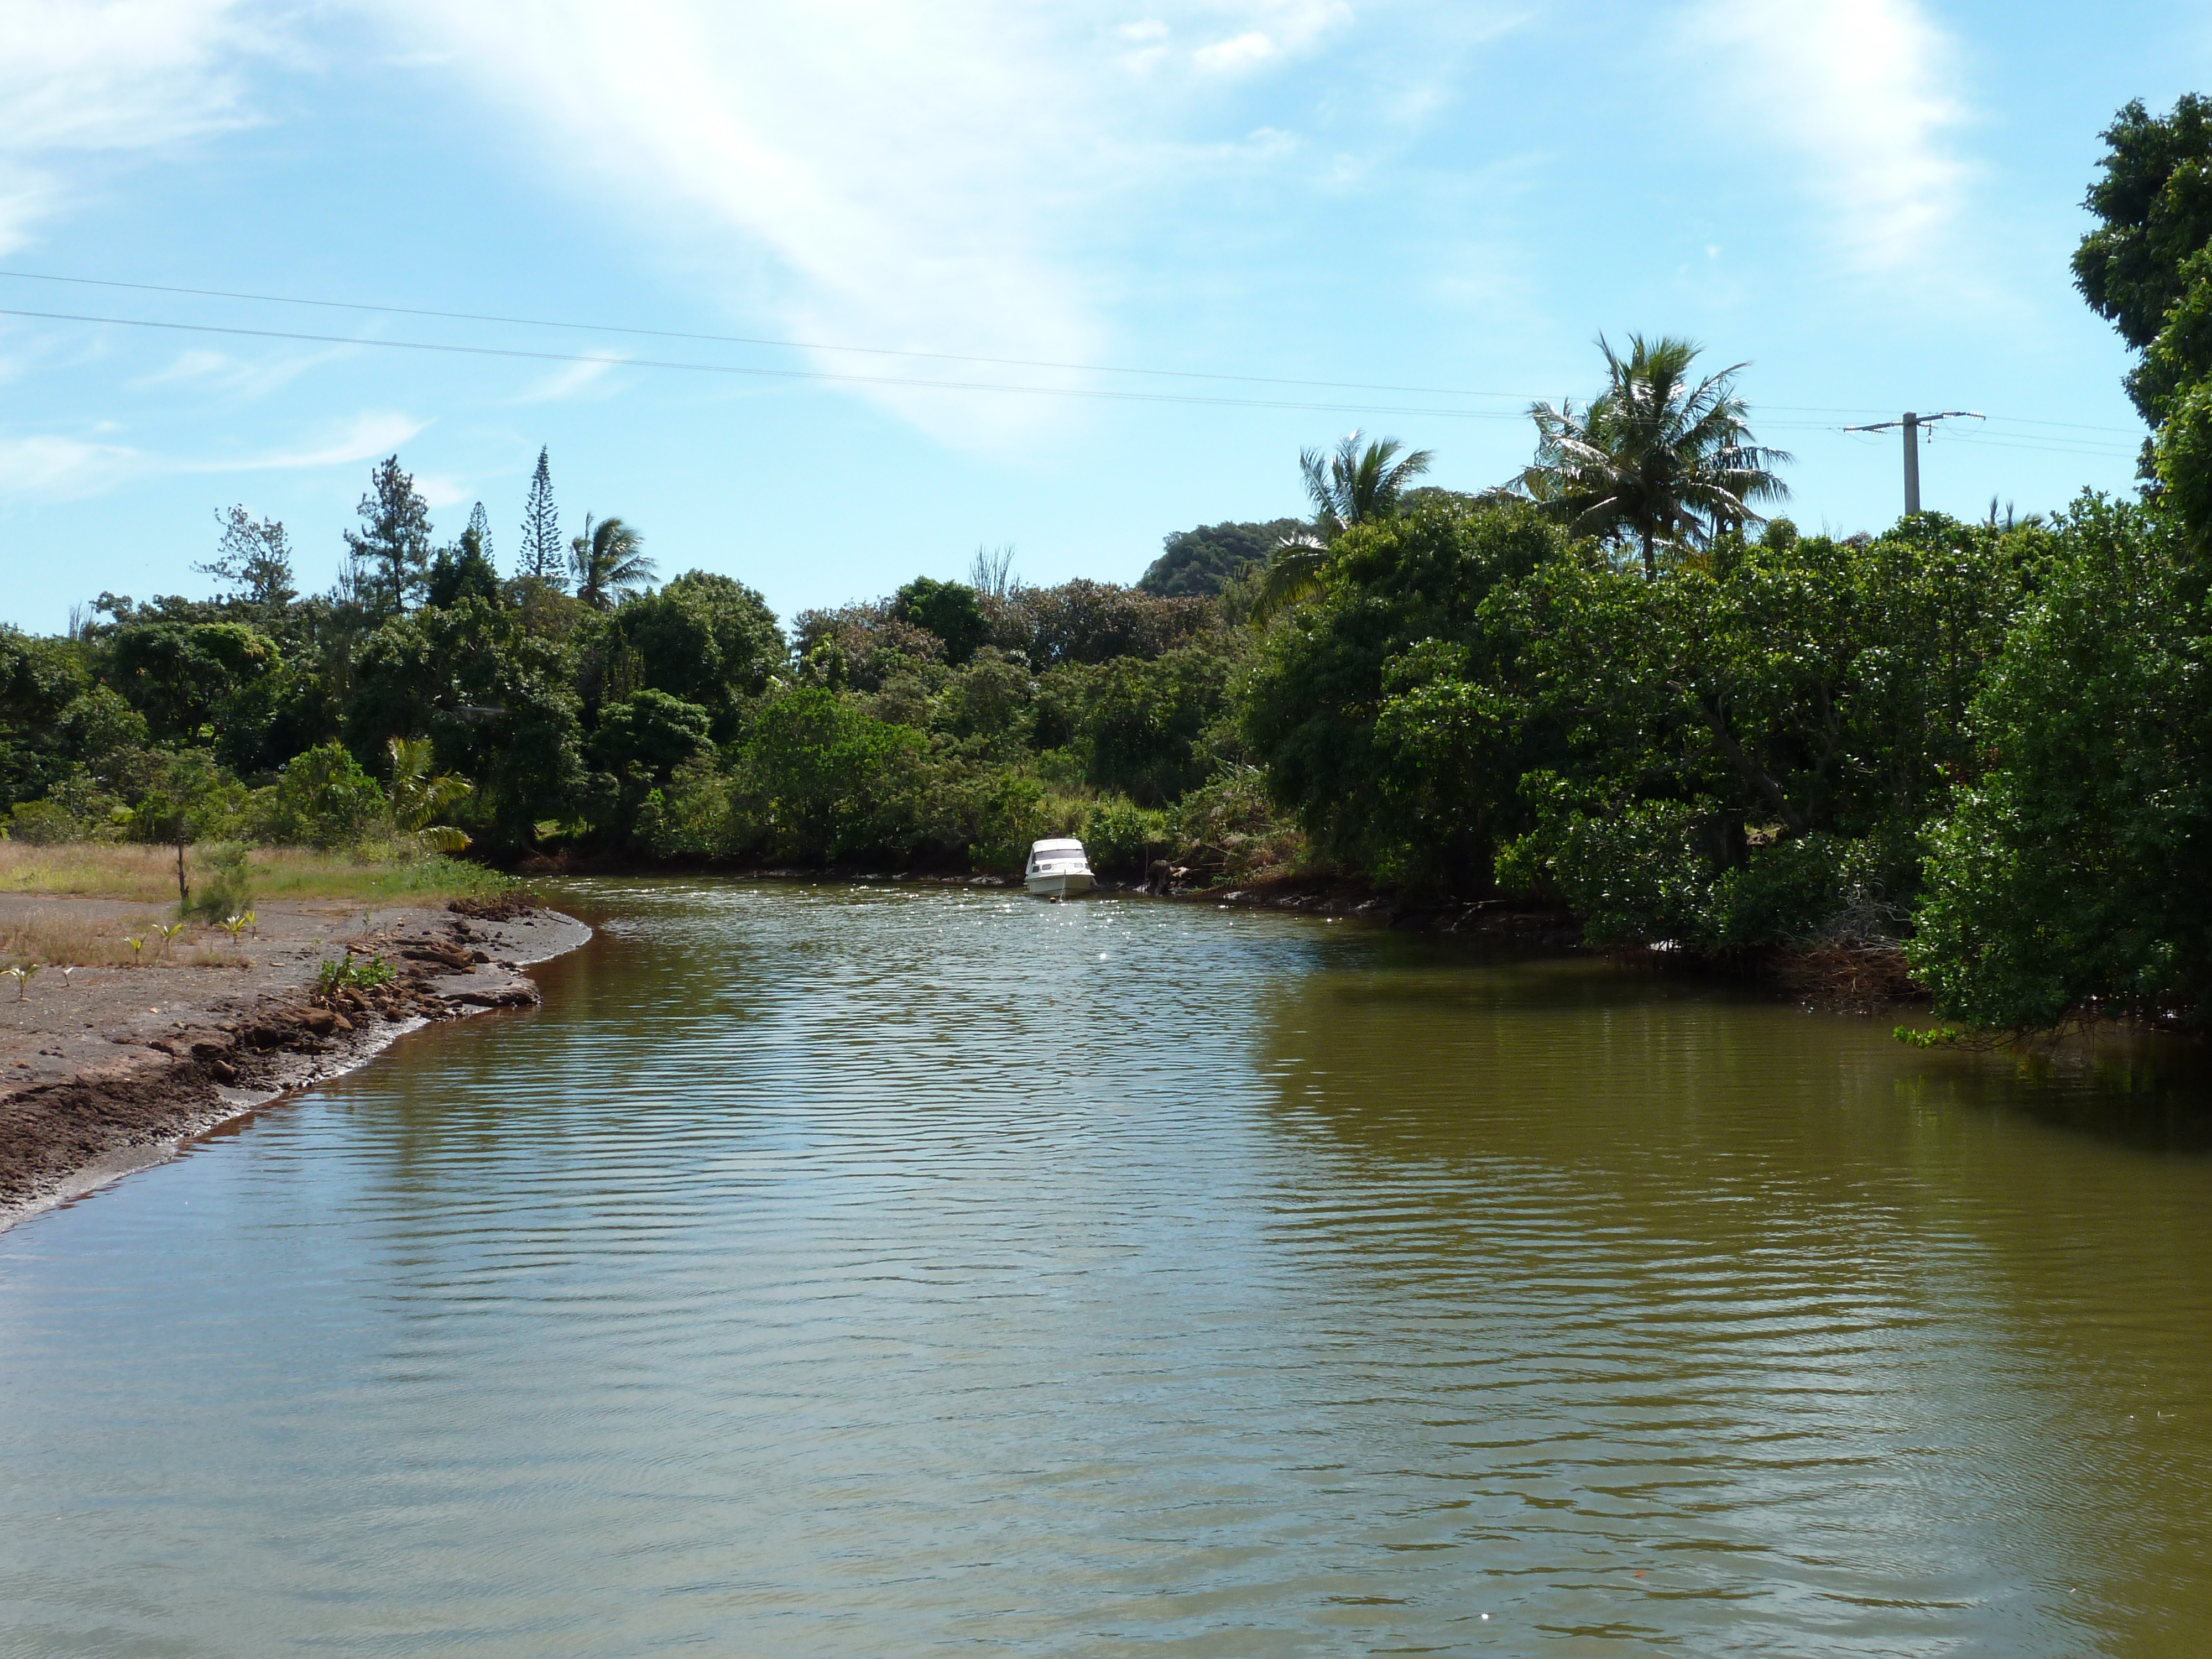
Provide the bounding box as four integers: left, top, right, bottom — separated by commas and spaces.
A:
2, 878, 2209, 1656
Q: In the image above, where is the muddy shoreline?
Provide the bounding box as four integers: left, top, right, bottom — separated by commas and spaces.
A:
0, 899, 590, 1233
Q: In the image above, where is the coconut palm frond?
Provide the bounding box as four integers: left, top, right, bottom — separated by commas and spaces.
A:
571, 514, 658, 609
1300, 431, 1434, 539
387, 735, 472, 854
1245, 531, 1333, 627
1521, 335, 1790, 578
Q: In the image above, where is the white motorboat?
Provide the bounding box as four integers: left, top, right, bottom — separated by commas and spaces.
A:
1025, 837, 1096, 898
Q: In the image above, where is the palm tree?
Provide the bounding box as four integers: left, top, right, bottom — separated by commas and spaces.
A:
1522, 335, 1791, 580
1250, 431, 1434, 623
569, 515, 656, 609
1301, 431, 1433, 538
387, 737, 471, 854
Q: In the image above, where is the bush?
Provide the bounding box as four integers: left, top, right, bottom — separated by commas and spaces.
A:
1082, 795, 1169, 877
7, 799, 84, 845
1501, 801, 1723, 947
186, 841, 254, 921
1168, 769, 1306, 883
634, 753, 742, 859
255, 742, 387, 849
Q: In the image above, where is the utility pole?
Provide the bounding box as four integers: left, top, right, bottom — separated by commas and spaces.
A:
1843, 410, 1984, 515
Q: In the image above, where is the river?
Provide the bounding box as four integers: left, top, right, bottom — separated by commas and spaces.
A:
2, 879, 2208, 1656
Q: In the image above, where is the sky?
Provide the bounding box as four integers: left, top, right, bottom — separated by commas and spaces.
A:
2, 0, 2208, 634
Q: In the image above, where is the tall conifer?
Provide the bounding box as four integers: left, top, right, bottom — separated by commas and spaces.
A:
518, 446, 567, 589
343, 454, 434, 617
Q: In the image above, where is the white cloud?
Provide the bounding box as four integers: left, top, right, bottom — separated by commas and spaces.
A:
188, 411, 430, 473
0, 0, 275, 253
1193, 30, 1277, 71
0, 433, 143, 496
0, 410, 428, 499
1678, 0, 1970, 271
129, 344, 352, 398
513, 356, 622, 405
371, 1, 1363, 445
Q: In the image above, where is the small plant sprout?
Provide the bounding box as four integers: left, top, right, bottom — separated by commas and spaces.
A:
242, 910, 257, 936
156, 922, 186, 956
7, 964, 37, 1000
315, 956, 396, 997
222, 913, 250, 942
126, 936, 145, 961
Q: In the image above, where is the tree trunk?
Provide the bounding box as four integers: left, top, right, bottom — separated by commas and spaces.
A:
1641, 528, 1656, 582
175, 839, 189, 909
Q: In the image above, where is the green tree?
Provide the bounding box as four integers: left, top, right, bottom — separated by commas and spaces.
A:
517, 446, 567, 588
1300, 430, 1434, 539
1909, 495, 2212, 1027
1493, 514, 2025, 946
587, 690, 716, 834
1242, 500, 1568, 887
343, 455, 435, 617
895, 576, 988, 665
986, 579, 1219, 669
198, 506, 298, 612
2072, 96, 2212, 538
346, 599, 584, 851
258, 742, 385, 848
614, 570, 784, 739
570, 515, 656, 610
426, 512, 504, 610
1033, 641, 1239, 805
0, 628, 111, 808
1523, 335, 1791, 580
2072, 95, 2212, 401
108, 621, 283, 745
123, 750, 243, 908
737, 686, 928, 862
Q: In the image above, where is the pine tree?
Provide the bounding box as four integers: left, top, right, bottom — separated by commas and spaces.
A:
518, 446, 567, 589
342, 455, 434, 617
467, 500, 493, 566
198, 505, 298, 612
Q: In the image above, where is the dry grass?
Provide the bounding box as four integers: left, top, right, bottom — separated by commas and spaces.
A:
0, 911, 202, 969
0, 843, 510, 906
181, 945, 251, 969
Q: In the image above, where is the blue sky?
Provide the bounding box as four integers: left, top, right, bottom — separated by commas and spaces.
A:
3, 0, 2208, 634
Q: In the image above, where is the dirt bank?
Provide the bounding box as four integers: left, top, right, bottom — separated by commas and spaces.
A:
0, 895, 590, 1232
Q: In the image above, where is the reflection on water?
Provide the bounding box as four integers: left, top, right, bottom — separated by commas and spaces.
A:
1, 880, 2206, 1657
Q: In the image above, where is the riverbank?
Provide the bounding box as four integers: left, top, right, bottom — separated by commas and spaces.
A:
0, 894, 589, 1232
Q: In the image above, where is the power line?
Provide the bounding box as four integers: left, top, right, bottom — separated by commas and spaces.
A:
0, 268, 1542, 404
0, 305, 1536, 421
0, 268, 2150, 435
0, 290, 2151, 466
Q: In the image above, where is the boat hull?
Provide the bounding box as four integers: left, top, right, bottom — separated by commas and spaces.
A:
1025, 872, 1095, 898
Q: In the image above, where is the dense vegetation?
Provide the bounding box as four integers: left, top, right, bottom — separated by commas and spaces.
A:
6, 97, 2212, 1033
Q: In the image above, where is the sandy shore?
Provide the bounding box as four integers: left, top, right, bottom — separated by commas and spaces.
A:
0, 894, 591, 1232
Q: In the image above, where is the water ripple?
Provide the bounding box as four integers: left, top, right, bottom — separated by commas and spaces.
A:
2, 879, 2208, 1657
